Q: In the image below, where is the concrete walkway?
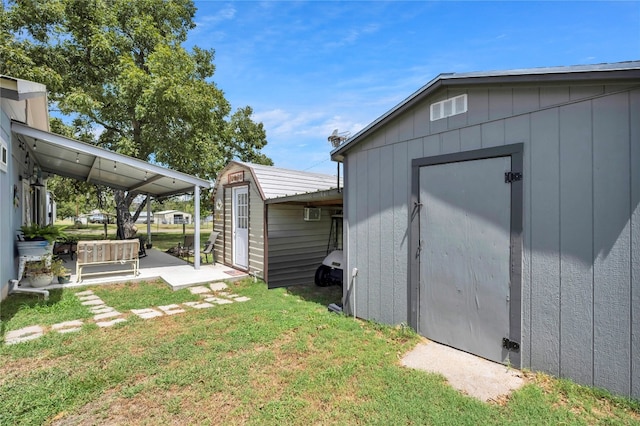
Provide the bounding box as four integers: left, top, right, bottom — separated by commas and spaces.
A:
401, 340, 525, 402
27, 248, 248, 291
5, 282, 251, 345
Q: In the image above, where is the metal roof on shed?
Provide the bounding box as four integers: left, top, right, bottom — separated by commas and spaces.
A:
220, 161, 341, 201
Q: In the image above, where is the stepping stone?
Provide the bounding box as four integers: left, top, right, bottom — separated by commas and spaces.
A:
96, 318, 126, 328
188, 286, 212, 295
158, 304, 185, 315
209, 282, 228, 291
89, 306, 116, 314
75, 290, 94, 296
183, 301, 214, 309
5, 325, 44, 345
78, 294, 101, 301
52, 320, 83, 334
94, 311, 122, 321
233, 296, 251, 302
226, 294, 240, 298
131, 308, 163, 319
81, 299, 105, 306
203, 297, 233, 305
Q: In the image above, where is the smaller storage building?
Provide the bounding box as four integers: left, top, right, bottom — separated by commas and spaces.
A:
154, 210, 191, 225
213, 161, 342, 287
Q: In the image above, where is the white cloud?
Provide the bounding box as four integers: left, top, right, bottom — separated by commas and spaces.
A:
194, 4, 236, 29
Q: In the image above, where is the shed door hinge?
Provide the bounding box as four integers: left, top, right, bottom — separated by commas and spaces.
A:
502, 338, 520, 352
504, 172, 522, 183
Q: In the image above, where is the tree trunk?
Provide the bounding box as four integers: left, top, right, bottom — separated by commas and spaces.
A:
114, 190, 136, 239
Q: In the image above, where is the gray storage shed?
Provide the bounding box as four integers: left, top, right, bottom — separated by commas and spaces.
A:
213, 161, 342, 287
331, 61, 640, 399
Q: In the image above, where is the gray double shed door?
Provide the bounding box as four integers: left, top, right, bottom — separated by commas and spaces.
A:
411, 144, 523, 366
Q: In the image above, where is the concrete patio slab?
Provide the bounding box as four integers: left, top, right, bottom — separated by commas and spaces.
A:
26, 248, 248, 292
401, 340, 525, 402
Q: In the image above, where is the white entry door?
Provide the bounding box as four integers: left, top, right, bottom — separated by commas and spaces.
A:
232, 186, 249, 268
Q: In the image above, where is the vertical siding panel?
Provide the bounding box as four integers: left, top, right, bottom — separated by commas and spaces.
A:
367, 149, 382, 321
521, 116, 533, 368
593, 93, 631, 396
467, 88, 489, 126
249, 183, 264, 276
530, 108, 561, 376
414, 101, 430, 138
559, 101, 594, 385
441, 130, 461, 155
398, 113, 414, 142
384, 122, 400, 147
342, 152, 360, 315
631, 89, 640, 399
569, 85, 604, 101
0, 111, 12, 299
370, 132, 386, 150
355, 150, 369, 319
504, 115, 529, 145
540, 86, 570, 108
489, 88, 513, 121
407, 140, 424, 325
513, 87, 540, 116
393, 142, 409, 324
460, 125, 482, 152
379, 145, 394, 324
481, 120, 505, 147
423, 135, 440, 157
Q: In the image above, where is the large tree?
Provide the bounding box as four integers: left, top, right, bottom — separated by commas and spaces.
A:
1, 0, 272, 237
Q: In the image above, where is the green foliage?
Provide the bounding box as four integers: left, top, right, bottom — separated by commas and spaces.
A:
2, 0, 272, 235
19, 223, 66, 242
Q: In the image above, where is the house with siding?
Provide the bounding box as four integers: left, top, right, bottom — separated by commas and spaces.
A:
331, 61, 640, 399
212, 161, 342, 287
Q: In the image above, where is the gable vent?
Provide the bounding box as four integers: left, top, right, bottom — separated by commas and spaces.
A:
430, 94, 468, 121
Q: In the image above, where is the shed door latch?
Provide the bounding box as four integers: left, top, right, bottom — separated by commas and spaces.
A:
502, 338, 520, 352
504, 172, 522, 183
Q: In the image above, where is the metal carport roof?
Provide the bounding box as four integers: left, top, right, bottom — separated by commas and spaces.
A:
11, 120, 211, 269
12, 120, 211, 198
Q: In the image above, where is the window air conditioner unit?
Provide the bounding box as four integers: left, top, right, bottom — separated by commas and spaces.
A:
304, 207, 321, 221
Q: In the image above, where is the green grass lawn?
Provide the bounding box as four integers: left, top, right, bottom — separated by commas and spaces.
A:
1, 279, 638, 425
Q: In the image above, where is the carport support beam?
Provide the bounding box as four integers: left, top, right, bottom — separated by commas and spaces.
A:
146, 194, 151, 246
194, 185, 201, 270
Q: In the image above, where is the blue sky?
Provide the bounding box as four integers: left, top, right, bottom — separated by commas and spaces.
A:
188, 1, 640, 175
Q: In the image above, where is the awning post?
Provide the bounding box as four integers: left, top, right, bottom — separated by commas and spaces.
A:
146, 194, 151, 246
194, 185, 201, 270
